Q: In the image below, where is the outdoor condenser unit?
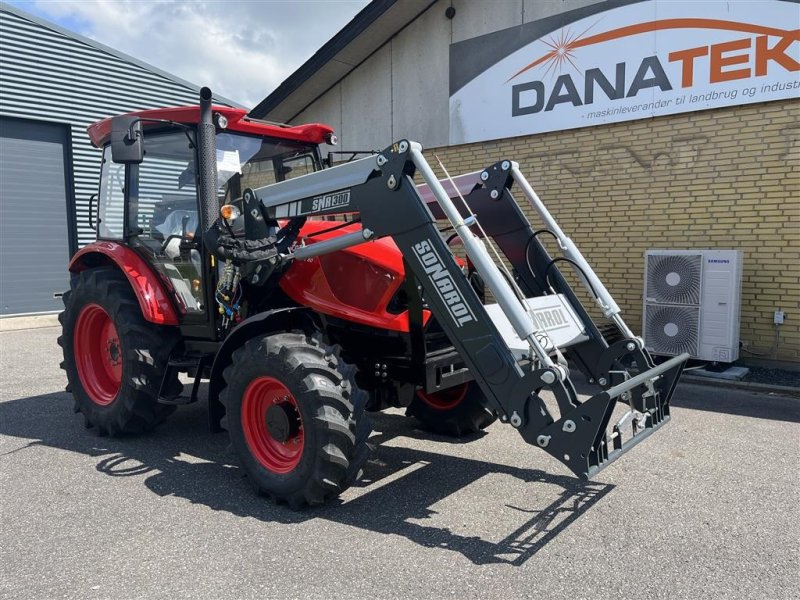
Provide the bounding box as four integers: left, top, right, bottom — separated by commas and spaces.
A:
643, 249, 743, 362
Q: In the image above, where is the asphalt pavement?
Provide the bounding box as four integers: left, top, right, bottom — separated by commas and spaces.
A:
1, 326, 798, 599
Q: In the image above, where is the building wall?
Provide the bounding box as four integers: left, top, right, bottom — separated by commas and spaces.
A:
0, 7, 217, 248
429, 99, 800, 362
288, 0, 800, 363
295, 0, 605, 149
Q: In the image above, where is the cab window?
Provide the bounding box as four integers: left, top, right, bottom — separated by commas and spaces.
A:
97, 146, 125, 239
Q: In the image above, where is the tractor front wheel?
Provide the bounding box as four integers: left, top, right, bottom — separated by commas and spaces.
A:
406, 381, 496, 437
220, 333, 371, 508
58, 268, 181, 436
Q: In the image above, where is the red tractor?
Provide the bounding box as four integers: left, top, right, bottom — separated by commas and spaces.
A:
60, 88, 687, 508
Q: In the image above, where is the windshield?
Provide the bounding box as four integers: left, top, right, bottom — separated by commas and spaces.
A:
213, 132, 320, 201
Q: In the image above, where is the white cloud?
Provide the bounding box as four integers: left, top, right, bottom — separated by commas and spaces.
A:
12, 0, 370, 108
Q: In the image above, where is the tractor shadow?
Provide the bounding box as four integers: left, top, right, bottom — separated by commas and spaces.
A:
327, 412, 614, 565
0, 390, 612, 566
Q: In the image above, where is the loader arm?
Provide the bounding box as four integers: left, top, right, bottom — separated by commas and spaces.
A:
414, 164, 654, 396
215, 140, 687, 480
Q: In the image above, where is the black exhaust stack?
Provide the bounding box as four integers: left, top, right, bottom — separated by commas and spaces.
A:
197, 87, 218, 232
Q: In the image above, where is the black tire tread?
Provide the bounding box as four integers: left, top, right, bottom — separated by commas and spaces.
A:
406, 381, 496, 437
220, 332, 371, 509
59, 268, 181, 436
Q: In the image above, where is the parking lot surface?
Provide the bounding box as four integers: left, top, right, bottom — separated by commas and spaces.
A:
1, 326, 798, 599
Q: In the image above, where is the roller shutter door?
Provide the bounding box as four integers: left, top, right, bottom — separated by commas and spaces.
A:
0, 117, 72, 315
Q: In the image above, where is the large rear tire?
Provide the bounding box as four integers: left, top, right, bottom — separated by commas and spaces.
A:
220, 333, 371, 509
58, 268, 181, 436
406, 381, 496, 437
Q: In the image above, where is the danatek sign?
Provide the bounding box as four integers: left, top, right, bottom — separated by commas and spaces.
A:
449, 0, 799, 144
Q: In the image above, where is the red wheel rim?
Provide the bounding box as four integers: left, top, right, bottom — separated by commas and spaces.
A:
416, 383, 468, 411
241, 377, 304, 474
73, 303, 123, 406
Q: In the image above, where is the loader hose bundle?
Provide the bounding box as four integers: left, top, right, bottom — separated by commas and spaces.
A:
202, 217, 305, 264
210, 234, 281, 262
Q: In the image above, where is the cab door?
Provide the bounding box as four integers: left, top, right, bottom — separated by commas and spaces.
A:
130, 131, 208, 320
97, 130, 211, 329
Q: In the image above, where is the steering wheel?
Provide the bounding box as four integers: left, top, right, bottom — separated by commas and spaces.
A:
161, 214, 194, 253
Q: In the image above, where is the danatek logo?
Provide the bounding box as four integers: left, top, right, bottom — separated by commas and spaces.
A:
412, 240, 476, 327
509, 18, 800, 116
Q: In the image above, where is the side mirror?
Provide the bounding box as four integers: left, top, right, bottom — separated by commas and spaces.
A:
110, 116, 143, 164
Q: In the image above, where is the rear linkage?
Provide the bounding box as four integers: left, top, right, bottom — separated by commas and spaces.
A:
221, 139, 688, 480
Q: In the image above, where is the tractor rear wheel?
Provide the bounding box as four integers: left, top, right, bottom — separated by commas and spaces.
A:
220, 333, 371, 508
58, 268, 181, 436
406, 381, 496, 437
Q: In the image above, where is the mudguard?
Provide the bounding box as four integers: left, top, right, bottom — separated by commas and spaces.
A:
68, 241, 180, 326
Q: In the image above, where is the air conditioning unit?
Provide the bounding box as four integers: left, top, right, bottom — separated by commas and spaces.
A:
643, 249, 743, 362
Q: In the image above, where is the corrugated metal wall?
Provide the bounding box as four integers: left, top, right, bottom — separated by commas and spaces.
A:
0, 6, 224, 248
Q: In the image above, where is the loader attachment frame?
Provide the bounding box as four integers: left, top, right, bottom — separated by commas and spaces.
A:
226, 140, 688, 480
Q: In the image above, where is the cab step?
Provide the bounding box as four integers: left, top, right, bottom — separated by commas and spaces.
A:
157, 356, 209, 406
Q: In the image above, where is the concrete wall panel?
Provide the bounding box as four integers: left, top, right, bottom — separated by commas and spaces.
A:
523, 0, 606, 23
451, 0, 522, 44
294, 84, 342, 148
341, 44, 392, 152
390, 4, 451, 148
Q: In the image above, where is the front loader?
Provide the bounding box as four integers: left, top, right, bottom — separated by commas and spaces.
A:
59, 88, 687, 508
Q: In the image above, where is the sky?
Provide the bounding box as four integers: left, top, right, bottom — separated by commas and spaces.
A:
5, 0, 371, 108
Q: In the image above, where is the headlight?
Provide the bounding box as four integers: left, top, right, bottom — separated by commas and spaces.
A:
213, 112, 228, 129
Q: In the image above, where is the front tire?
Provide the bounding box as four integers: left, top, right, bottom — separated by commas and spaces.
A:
406, 381, 496, 437
221, 333, 371, 508
58, 268, 181, 436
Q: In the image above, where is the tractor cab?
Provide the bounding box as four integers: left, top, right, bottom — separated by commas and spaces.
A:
85, 105, 333, 324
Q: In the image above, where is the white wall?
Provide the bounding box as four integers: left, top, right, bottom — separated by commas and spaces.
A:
292, 0, 605, 150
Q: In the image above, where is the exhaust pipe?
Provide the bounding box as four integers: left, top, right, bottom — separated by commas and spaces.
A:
197, 87, 218, 231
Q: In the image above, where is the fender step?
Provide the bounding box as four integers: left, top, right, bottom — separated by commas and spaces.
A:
157, 356, 209, 406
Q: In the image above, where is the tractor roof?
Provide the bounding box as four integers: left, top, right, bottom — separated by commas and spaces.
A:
87, 105, 334, 147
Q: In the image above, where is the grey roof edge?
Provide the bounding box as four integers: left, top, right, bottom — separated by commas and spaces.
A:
249, 0, 435, 120
0, 1, 245, 108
